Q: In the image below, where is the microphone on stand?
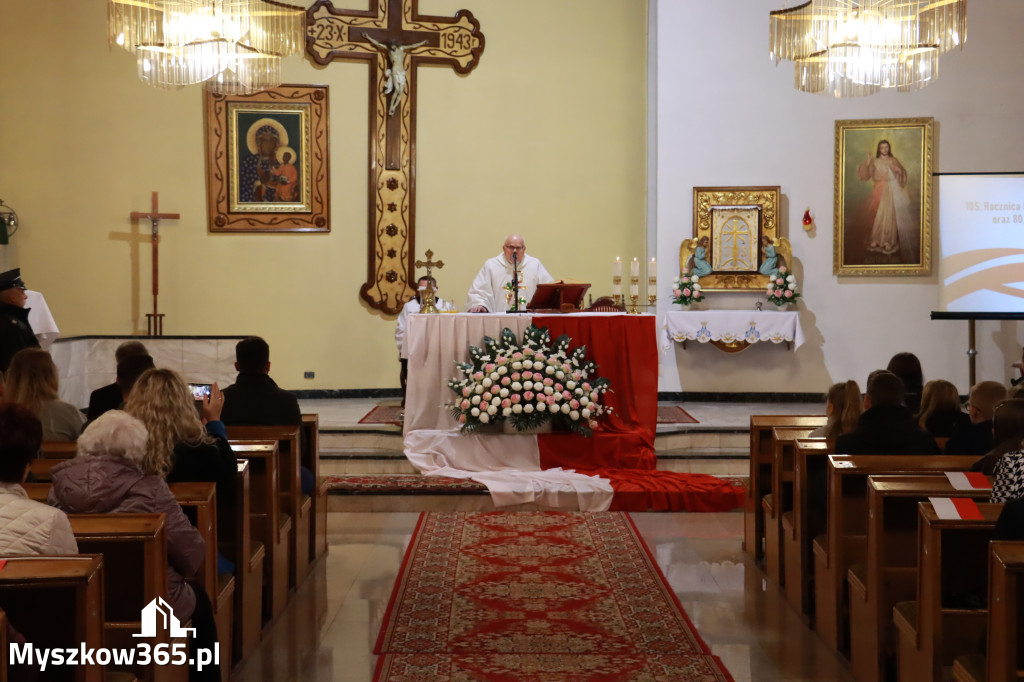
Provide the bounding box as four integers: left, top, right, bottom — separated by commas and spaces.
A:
511, 250, 520, 312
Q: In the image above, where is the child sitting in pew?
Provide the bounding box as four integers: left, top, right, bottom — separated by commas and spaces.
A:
915, 379, 970, 442
971, 399, 1024, 475
808, 380, 862, 440
48, 411, 221, 682
835, 371, 939, 455
947, 381, 1008, 456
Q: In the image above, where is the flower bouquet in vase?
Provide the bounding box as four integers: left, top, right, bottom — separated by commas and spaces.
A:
765, 266, 801, 307
671, 270, 705, 308
447, 324, 611, 436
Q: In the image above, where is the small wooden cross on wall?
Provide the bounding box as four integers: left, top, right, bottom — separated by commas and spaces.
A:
306, 0, 484, 315
130, 191, 179, 336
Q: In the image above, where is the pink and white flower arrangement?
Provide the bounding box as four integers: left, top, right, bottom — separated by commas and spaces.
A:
447, 324, 611, 436
671, 269, 705, 306
765, 266, 801, 306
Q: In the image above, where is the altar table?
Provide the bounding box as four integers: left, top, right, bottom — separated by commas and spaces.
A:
403, 312, 658, 510
664, 310, 804, 350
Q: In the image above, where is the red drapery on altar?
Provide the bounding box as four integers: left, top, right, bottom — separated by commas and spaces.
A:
533, 314, 658, 471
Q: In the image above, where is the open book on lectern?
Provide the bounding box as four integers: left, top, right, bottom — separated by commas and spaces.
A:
527, 280, 591, 312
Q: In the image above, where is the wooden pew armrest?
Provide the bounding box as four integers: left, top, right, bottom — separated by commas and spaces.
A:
951, 653, 985, 682
812, 535, 828, 564
847, 563, 867, 600
762, 493, 775, 516
893, 601, 918, 641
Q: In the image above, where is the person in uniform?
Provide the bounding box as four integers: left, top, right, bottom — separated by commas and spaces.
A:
0, 268, 39, 373
466, 235, 553, 313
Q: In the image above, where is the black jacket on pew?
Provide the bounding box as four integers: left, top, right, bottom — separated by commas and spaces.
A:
221, 371, 301, 427
945, 419, 995, 456
835, 405, 940, 456
0, 302, 38, 372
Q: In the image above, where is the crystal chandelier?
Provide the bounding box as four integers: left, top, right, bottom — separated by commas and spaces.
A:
769, 0, 967, 97
108, 0, 306, 95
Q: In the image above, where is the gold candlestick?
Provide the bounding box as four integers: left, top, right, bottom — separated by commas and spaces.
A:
648, 294, 656, 308
629, 294, 640, 314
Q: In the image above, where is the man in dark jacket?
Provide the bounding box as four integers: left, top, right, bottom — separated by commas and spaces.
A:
220, 336, 301, 427
0, 268, 38, 373
86, 341, 150, 420
836, 371, 940, 455
220, 336, 310, 493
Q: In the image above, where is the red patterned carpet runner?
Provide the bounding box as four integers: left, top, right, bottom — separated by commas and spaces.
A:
657, 405, 699, 424
358, 404, 403, 426
373, 511, 734, 681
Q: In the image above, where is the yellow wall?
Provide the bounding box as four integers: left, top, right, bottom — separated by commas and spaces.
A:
0, 0, 647, 389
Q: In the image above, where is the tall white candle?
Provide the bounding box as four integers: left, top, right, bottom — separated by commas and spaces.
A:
630, 257, 640, 277
630, 282, 639, 297
612, 281, 621, 296
648, 257, 657, 287
613, 257, 622, 277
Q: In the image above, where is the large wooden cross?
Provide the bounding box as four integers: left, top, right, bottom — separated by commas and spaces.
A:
130, 191, 179, 336
306, 0, 484, 315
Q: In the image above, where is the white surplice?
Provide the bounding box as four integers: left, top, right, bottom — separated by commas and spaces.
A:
465, 253, 553, 312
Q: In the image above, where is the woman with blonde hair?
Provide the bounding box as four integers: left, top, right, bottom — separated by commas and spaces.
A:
4, 348, 83, 440
916, 379, 969, 441
125, 368, 236, 568
809, 380, 862, 440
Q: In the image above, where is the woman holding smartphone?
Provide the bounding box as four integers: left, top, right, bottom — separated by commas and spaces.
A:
125, 368, 237, 572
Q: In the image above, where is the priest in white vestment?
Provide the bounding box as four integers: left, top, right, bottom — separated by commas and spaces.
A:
466, 234, 553, 312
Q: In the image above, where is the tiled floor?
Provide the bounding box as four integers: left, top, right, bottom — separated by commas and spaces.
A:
233, 399, 847, 681
233, 511, 855, 682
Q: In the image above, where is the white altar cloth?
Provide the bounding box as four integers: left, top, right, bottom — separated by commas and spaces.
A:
25, 290, 59, 348
405, 429, 614, 511
664, 310, 804, 350
403, 312, 642, 511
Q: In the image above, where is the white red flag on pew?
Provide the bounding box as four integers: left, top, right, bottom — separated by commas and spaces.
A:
945, 472, 992, 490
929, 496, 984, 520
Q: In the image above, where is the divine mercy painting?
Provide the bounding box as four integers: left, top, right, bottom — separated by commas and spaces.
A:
834, 117, 933, 276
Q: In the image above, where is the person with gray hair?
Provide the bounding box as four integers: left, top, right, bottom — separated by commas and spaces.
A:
48, 411, 221, 681
466, 234, 553, 313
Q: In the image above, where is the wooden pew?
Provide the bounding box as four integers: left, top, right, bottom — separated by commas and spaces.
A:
28, 458, 63, 482
848, 474, 993, 682
746, 415, 826, 563
169, 482, 234, 682
41, 440, 77, 458
301, 412, 328, 562
952, 541, 1024, 682
227, 425, 309, 590
230, 459, 264, 666
69, 513, 187, 682
893, 501, 1002, 682
783, 437, 833, 618
229, 440, 290, 625
813, 455, 980, 655
764, 427, 821, 587
0, 555, 105, 682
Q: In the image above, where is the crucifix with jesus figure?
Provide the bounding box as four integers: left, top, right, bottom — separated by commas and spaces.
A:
130, 191, 179, 336
306, 0, 484, 315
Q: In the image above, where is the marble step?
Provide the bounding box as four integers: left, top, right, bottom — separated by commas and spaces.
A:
319, 447, 748, 477
318, 429, 750, 453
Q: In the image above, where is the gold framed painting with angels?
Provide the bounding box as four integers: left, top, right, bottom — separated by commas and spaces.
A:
683, 186, 788, 291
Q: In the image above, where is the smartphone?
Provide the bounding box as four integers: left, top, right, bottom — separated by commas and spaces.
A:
188, 383, 212, 400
